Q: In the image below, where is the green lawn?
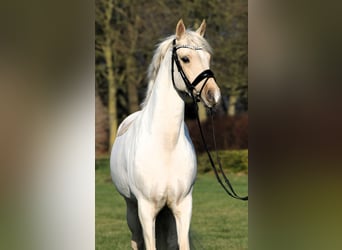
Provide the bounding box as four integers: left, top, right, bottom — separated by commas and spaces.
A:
96, 155, 248, 250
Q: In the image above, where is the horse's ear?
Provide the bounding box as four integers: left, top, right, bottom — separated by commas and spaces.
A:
176, 19, 186, 40
196, 19, 206, 37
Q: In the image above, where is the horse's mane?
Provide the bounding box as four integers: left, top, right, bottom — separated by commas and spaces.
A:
141, 30, 213, 108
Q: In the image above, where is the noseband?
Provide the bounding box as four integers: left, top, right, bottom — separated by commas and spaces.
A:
171, 39, 215, 102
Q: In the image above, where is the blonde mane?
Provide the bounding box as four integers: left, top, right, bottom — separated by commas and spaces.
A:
141, 30, 213, 108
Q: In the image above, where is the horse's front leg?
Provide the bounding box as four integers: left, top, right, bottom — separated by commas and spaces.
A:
137, 198, 158, 250
170, 193, 192, 250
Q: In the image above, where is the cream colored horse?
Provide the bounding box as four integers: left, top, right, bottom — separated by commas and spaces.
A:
110, 19, 221, 250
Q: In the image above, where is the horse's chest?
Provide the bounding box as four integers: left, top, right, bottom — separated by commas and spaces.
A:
133, 148, 196, 204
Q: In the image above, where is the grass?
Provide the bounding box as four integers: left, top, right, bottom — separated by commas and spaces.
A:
191, 174, 248, 249
96, 152, 248, 249
197, 149, 248, 174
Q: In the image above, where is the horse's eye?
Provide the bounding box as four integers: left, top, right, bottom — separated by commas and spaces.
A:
181, 56, 190, 63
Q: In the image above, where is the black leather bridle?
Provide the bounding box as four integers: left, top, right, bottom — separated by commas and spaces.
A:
171, 38, 248, 201
171, 39, 215, 103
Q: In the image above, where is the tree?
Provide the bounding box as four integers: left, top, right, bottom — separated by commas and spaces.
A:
205, 0, 248, 115
95, 0, 248, 154
96, 0, 122, 148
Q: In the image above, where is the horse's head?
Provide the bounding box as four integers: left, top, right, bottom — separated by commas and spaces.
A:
172, 19, 221, 108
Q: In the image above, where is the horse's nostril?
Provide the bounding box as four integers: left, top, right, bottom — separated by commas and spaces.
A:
207, 90, 216, 104
205, 87, 221, 107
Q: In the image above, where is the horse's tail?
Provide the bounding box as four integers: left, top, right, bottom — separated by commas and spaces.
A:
155, 206, 197, 250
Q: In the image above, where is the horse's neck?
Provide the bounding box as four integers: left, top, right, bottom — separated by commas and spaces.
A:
142, 58, 185, 149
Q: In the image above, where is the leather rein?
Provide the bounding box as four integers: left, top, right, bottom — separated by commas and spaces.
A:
171, 38, 248, 201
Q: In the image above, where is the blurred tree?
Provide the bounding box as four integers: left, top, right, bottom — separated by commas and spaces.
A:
205, 0, 248, 116
95, 91, 109, 156
95, 0, 248, 154
96, 0, 118, 148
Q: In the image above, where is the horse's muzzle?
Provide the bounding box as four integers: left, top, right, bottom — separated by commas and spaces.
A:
201, 79, 221, 108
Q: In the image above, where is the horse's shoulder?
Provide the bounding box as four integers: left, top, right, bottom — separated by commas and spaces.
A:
117, 111, 141, 137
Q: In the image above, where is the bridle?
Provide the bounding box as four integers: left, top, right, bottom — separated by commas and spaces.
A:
171, 38, 248, 201
171, 39, 215, 102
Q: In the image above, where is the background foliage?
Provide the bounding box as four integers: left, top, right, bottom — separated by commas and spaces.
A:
95, 0, 248, 156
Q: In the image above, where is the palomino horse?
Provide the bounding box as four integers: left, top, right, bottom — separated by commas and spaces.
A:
110, 19, 221, 250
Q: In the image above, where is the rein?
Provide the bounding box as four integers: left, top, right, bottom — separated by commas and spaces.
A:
171, 38, 248, 201
194, 102, 248, 201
